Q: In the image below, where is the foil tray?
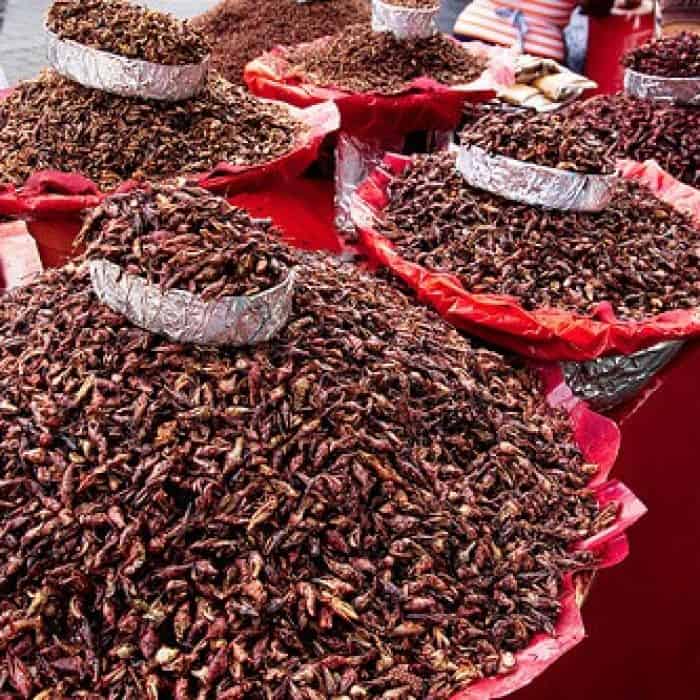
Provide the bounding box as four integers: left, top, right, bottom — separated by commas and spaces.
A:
624, 68, 700, 106
563, 340, 684, 411
371, 0, 439, 39
456, 145, 617, 212
90, 259, 295, 347
46, 28, 209, 101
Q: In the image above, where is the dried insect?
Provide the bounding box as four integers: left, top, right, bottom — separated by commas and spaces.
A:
379, 151, 700, 319
0, 186, 612, 698
47, 0, 210, 65
286, 24, 487, 94
0, 71, 305, 189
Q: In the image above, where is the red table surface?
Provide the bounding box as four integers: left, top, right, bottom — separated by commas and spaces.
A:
12, 176, 700, 699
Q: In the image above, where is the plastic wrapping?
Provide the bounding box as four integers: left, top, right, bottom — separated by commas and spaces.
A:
562, 340, 684, 410
456, 145, 616, 212
371, 0, 440, 39
0, 101, 339, 216
334, 133, 404, 231
89, 259, 295, 346
351, 152, 700, 361
624, 67, 700, 105
46, 29, 209, 102
244, 39, 497, 140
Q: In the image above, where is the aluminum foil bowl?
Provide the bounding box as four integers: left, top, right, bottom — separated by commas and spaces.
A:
372, 0, 439, 39
46, 28, 209, 101
624, 68, 700, 106
456, 145, 617, 212
90, 259, 295, 347
562, 340, 684, 411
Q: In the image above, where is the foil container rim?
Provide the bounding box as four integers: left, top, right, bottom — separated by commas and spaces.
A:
90, 258, 296, 309
374, 0, 441, 14
89, 258, 296, 346
45, 27, 210, 71
460, 144, 618, 184
623, 67, 700, 105
45, 27, 210, 101
624, 66, 700, 85
456, 144, 618, 212
371, 0, 439, 39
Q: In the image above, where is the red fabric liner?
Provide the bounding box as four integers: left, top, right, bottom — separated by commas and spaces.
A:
0, 100, 339, 218
243, 40, 496, 140
352, 153, 700, 361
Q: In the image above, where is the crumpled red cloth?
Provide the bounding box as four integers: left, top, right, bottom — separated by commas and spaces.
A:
243, 38, 497, 140
353, 153, 700, 361
0, 100, 339, 217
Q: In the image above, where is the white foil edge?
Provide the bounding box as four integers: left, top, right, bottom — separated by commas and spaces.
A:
371, 0, 440, 39
46, 28, 209, 101
624, 67, 700, 106
90, 259, 295, 346
456, 145, 617, 212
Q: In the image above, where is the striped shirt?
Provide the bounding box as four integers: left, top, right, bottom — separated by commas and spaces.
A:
454, 0, 575, 60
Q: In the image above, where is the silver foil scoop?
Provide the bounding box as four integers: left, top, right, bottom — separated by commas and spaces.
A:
90, 259, 295, 347
456, 145, 617, 212
371, 0, 440, 39
46, 28, 210, 101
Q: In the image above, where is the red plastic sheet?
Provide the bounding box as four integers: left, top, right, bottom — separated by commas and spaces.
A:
0, 100, 339, 217
243, 40, 496, 140
514, 341, 700, 700
353, 154, 700, 361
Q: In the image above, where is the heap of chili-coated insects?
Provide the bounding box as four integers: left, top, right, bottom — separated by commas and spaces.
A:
192, 0, 370, 85
77, 184, 291, 299
285, 24, 487, 94
623, 32, 700, 78
379, 151, 700, 319
460, 109, 617, 175
563, 94, 700, 189
0, 187, 617, 698
47, 0, 210, 65
0, 71, 305, 189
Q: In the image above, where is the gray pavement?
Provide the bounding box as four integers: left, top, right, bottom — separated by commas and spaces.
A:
0, 0, 220, 86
